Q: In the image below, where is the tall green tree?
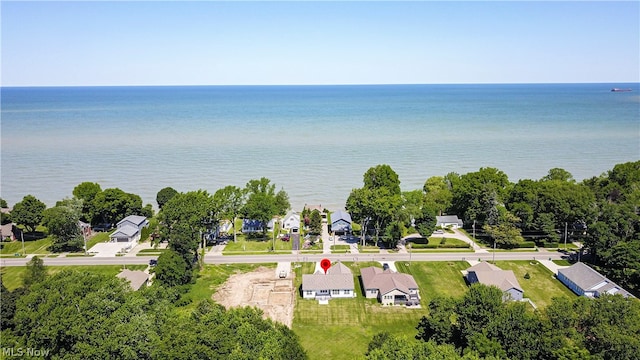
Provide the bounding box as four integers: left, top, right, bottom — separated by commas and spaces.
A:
23, 256, 47, 289
482, 208, 524, 248
309, 209, 322, 234
347, 165, 403, 245
423, 176, 453, 216
91, 188, 149, 226
449, 167, 510, 226
213, 185, 245, 242
159, 190, 215, 264
542, 167, 575, 182
346, 187, 373, 245
42, 205, 83, 251
156, 186, 178, 209
11, 195, 46, 233
243, 178, 289, 235
72, 182, 102, 221
154, 249, 192, 287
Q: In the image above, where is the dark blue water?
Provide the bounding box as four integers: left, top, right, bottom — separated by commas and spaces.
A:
2, 83, 638, 210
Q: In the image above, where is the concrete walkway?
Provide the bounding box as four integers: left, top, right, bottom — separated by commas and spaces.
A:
377, 260, 397, 272
321, 219, 331, 254
209, 243, 226, 255
538, 259, 569, 275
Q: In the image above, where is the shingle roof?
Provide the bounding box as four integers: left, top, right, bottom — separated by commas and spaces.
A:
117, 269, 149, 290
436, 215, 463, 225
360, 267, 419, 296
117, 215, 148, 227
466, 263, 523, 293
302, 262, 354, 292
558, 262, 634, 298
110, 225, 139, 238
331, 210, 352, 224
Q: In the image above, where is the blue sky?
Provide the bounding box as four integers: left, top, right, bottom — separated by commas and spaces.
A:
2, 1, 639, 86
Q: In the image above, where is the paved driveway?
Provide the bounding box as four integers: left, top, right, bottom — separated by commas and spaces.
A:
88, 242, 132, 257
275, 262, 292, 279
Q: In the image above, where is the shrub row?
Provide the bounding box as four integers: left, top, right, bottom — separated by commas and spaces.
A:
409, 243, 470, 249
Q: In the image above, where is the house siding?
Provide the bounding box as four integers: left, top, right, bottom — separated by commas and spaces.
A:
504, 288, 523, 301
557, 271, 585, 296
379, 289, 408, 306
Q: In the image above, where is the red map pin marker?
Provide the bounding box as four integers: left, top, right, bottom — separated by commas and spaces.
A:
320, 258, 331, 274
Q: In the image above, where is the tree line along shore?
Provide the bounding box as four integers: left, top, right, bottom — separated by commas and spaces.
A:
1, 160, 638, 359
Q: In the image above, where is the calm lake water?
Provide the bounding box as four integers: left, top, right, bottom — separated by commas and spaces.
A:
1, 83, 638, 211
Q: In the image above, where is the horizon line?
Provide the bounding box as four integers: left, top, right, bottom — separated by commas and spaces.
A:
2, 81, 639, 88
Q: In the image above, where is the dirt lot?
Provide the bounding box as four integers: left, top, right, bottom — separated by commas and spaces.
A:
212, 266, 295, 328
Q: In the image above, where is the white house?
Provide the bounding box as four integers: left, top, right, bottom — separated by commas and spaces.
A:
281, 211, 300, 232
464, 262, 524, 301
557, 262, 634, 299
360, 266, 420, 306
436, 215, 464, 229
302, 261, 356, 302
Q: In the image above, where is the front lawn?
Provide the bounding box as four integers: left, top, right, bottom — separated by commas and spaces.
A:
222, 234, 292, 254
293, 261, 430, 360
396, 261, 470, 302
494, 260, 576, 308
0, 237, 52, 255
359, 245, 380, 253
330, 245, 350, 253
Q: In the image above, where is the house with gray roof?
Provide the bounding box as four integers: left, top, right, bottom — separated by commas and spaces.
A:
109, 215, 149, 249
117, 269, 149, 291
117, 215, 149, 231
557, 262, 634, 299
302, 261, 355, 302
436, 215, 464, 229
360, 267, 420, 306
331, 210, 352, 234
464, 262, 523, 301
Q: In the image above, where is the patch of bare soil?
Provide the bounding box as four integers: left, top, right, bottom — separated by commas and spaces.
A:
212, 266, 295, 328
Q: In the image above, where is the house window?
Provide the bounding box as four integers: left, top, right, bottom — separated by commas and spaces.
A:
306, 291, 313, 296
332, 289, 340, 295
344, 290, 350, 295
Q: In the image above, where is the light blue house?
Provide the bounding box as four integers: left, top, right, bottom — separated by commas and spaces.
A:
557, 262, 634, 298
331, 210, 352, 234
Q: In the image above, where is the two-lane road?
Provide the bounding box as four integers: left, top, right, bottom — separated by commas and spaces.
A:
0, 250, 565, 267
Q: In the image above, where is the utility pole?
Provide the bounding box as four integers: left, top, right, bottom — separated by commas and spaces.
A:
492, 240, 496, 264
473, 220, 476, 240
83, 227, 87, 256
564, 222, 568, 251
21, 230, 25, 256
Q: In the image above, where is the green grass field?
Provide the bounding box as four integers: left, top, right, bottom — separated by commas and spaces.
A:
494, 260, 576, 308
0, 237, 52, 255
552, 259, 572, 266
293, 261, 431, 360
396, 261, 470, 302
0, 264, 147, 291
222, 235, 292, 254
330, 245, 350, 253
